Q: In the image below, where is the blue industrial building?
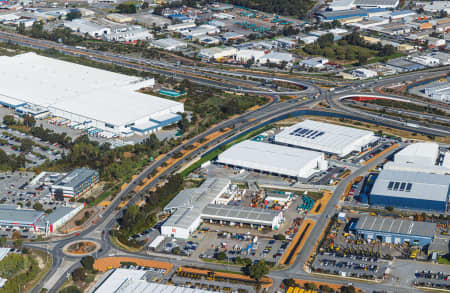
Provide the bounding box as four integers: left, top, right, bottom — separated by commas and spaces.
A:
353, 215, 436, 247
131, 113, 181, 134
317, 9, 368, 21
369, 170, 450, 212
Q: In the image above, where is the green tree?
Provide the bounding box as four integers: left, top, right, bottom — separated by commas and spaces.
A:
116, 3, 137, 13
20, 138, 33, 153
247, 259, 269, 282
358, 52, 369, 65
17, 22, 26, 34
71, 267, 86, 282
13, 239, 23, 248
304, 282, 318, 290
283, 278, 296, 287
60, 285, 82, 293
0, 236, 6, 246
23, 115, 36, 128
341, 285, 356, 293
81, 256, 95, 270
3, 115, 16, 126
33, 202, 44, 211
66, 10, 82, 21
216, 251, 227, 261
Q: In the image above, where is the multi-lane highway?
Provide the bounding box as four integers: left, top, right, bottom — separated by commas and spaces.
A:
3, 30, 449, 293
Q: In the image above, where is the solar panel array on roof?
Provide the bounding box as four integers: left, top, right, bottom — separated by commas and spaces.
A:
387, 181, 413, 192
289, 127, 325, 140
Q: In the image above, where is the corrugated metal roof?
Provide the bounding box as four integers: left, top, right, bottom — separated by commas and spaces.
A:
202, 204, 281, 225
53, 167, 97, 188
355, 215, 436, 238
371, 170, 450, 202
274, 119, 375, 155
0, 205, 44, 225
216, 140, 324, 177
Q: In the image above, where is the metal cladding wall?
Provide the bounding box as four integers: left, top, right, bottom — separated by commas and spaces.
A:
202, 109, 441, 158
356, 229, 433, 246
369, 194, 447, 212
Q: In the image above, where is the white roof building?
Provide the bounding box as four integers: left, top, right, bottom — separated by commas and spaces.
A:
300, 57, 329, 69
0, 53, 183, 137
260, 52, 294, 65
352, 68, 378, 79
0, 248, 10, 262
181, 24, 220, 38
216, 140, 328, 178
328, 0, 354, 11
199, 46, 237, 60
235, 49, 266, 63
274, 120, 377, 156
64, 19, 110, 38
93, 269, 210, 293
384, 142, 450, 174
167, 22, 196, 32
417, 1, 450, 14
152, 38, 187, 51
161, 177, 283, 239
298, 35, 318, 44
102, 26, 153, 42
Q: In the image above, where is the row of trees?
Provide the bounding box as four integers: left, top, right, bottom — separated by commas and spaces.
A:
302, 31, 397, 64
116, 174, 184, 246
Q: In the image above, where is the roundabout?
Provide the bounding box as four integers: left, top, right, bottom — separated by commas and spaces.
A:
62, 240, 101, 257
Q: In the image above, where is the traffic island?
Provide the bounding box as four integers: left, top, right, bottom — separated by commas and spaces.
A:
63, 240, 101, 257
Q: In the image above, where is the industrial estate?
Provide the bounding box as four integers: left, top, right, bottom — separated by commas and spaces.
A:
0, 0, 449, 292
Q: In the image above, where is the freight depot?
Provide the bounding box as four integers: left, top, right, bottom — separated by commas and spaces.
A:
0, 53, 184, 138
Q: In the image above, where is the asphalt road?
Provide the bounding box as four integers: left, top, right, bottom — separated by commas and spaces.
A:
5, 30, 449, 293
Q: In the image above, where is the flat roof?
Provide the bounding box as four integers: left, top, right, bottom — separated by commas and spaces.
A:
53, 168, 97, 188
163, 178, 230, 230
355, 215, 436, 238
318, 9, 368, 18
216, 140, 324, 177
0, 53, 182, 127
202, 204, 281, 225
353, 0, 398, 6
94, 268, 146, 293
0, 205, 45, 225
370, 170, 450, 202
274, 119, 375, 155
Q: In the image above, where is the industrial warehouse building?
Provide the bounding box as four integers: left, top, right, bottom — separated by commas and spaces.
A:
384, 142, 450, 174
353, 215, 436, 246
370, 170, 450, 212
216, 140, 328, 179
161, 178, 283, 239
93, 269, 209, 293
50, 168, 99, 199
0, 53, 184, 137
0, 204, 84, 235
274, 120, 377, 157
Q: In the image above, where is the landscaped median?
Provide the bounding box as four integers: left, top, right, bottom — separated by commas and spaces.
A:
280, 219, 315, 266
361, 143, 399, 166
93, 257, 173, 274
309, 190, 332, 215
177, 267, 273, 289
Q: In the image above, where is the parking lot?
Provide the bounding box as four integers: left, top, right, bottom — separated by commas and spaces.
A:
0, 127, 62, 168
413, 270, 450, 290
170, 269, 256, 293
313, 252, 388, 280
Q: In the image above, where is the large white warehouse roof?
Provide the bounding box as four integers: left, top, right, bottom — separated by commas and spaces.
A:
94, 269, 210, 293
274, 120, 376, 156
384, 142, 450, 174
216, 140, 327, 178
0, 53, 183, 130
